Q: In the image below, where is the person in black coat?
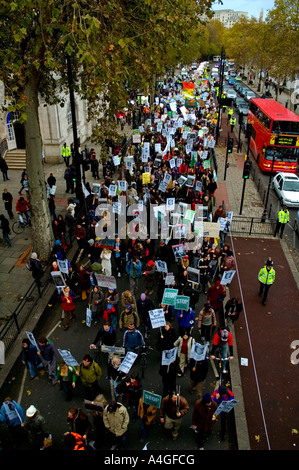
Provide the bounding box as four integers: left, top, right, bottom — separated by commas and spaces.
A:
189, 358, 209, 400
2, 189, 14, 219
0, 214, 12, 247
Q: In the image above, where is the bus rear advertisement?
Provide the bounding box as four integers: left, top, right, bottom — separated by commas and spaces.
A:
247, 98, 299, 174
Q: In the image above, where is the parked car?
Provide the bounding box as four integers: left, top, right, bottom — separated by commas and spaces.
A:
273, 172, 299, 207
234, 82, 244, 92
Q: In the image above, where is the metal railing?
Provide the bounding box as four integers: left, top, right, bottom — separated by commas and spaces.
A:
230, 215, 276, 236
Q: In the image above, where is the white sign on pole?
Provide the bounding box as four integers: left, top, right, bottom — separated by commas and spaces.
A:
149, 309, 166, 328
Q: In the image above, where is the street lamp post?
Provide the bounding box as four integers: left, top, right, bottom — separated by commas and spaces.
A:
216, 47, 225, 142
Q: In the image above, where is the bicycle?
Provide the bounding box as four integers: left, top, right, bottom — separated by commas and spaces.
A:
210, 353, 230, 386
12, 213, 31, 235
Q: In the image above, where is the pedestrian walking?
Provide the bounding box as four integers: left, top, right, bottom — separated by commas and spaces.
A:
189, 357, 209, 400
103, 288, 119, 329
75, 354, 102, 400
103, 400, 130, 450
2, 188, 14, 219
101, 248, 112, 276
159, 357, 183, 397
66, 406, 91, 441
0, 157, 9, 181
119, 303, 140, 331
191, 393, 218, 449
118, 372, 143, 422
176, 306, 195, 337
224, 297, 243, 325
160, 391, 189, 442
206, 280, 227, 316
23, 405, 50, 450
48, 194, 56, 220
258, 258, 275, 305
211, 384, 234, 440
18, 169, 27, 195
26, 252, 43, 295
122, 324, 145, 353
229, 115, 236, 132
137, 292, 154, 338
64, 166, 74, 193
47, 172, 56, 189
62, 142, 71, 166
21, 338, 43, 379
0, 397, 25, 449
60, 285, 77, 330
125, 256, 143, 297
88, 285, 105, 326
0, 214, 12, 247
36, 336, 57, 385
274, 206, 289, 238
57, 362, 77, 401
174, 332, 194, 376
197, 303, 217, 344
156, 322, 177, 354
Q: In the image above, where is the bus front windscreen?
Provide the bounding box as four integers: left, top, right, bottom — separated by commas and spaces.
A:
265, 146, 299, 163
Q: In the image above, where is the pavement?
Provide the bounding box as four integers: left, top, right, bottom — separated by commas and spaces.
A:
0, 108, 298, 454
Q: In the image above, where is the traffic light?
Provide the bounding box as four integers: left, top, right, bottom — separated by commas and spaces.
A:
243, 159, 252, 179
70, 166, 77, 182
227, 137, 234, 153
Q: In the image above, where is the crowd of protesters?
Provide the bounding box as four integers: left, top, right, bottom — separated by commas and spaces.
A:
0, 63, 240, 451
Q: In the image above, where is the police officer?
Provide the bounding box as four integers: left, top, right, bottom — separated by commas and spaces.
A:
258, 258, 275, 305
274, 206, 289, 238
61, 143, 71, 166
230, 115, 236, 132
227, 107, 233, 123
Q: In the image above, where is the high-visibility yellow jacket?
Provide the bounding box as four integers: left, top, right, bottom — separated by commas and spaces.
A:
228, 108, 233, 116
258, 266, 275, 285
230, 117, 236, 125
278, 209, 289, 223
62, 145, 71, 157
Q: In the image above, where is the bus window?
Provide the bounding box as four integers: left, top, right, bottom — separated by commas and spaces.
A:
265, 146, 299, 162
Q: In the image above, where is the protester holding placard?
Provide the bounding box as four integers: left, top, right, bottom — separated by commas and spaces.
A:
174, 332, 195, 377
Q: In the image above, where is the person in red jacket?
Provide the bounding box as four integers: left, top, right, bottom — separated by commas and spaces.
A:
210, 328, 233, 374
15, 197, 30, 225
206, 280, 226, 313
60, 285, 77, 330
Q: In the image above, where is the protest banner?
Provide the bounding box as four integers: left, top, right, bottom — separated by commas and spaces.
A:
214, 399, 239, 416
161, 288, 178, 306
221, 270, 236, 285
95, 274, 117, 290
155, 260, 168, 274
190, 342, 209, 362
143, 390, 162, 409
58, 349, 79, 367
118, 351, 138, 374
149, 309, 166, 328
161, 347, 178, 366
175, 295, 190, 311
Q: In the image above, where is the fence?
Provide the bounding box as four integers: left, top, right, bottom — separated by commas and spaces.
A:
230, 215, 276, 236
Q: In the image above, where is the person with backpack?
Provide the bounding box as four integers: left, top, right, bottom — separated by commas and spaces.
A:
0, 397, 25, 449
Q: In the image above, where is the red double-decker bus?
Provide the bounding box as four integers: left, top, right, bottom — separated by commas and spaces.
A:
247, 98, 299, 173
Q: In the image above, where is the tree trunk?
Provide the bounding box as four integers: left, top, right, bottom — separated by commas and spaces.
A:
24, 73, 55, 262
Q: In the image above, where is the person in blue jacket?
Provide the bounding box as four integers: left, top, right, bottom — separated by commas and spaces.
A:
21, 338, 43, 379
176, 307, 195, 336
126, 257, 143, 297
123, 324, 145, 353
0, 397, 25, 448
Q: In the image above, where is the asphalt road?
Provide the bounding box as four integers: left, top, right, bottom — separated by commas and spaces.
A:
0, 251, 238, 453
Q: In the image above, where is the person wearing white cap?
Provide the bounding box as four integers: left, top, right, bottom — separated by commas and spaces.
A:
23, 405, 49, 450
